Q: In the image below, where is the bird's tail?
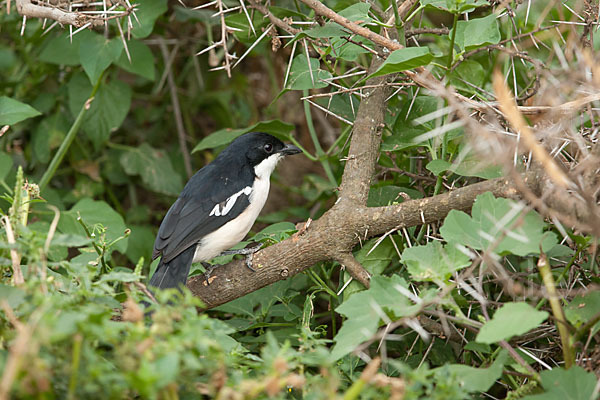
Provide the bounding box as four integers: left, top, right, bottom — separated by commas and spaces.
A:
148, 245, 196, 290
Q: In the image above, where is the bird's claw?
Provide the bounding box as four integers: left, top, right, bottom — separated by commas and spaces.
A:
202, 262, 216, 285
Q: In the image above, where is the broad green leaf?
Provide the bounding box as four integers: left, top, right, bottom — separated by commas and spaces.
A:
369, 47, 433, 78
132, 0, 168, 39
68, 73, 132, 149
440, 192, 558, 256
522, 366, 598, 400
115, 40, 156, 81
565, 291, 600, 336
192, 120, 295, 152
402, 241, 471, 282
0, 152, 13, 181
476, 302, 548, 344
367, 186, 422, 207
342, 238, 395, 300
453, 14, 501, 51
384, 96, 463, 152
79, 32, 123, 83
120, 144, 183, 196
57, 199, 129, 254
39, 31, 94, 66
0, 45, 16, 70
333, 275, 420, 360
287, 54, 333, 90
252, 222, 297, 243
338, 3, 372, 23
449, 59, 486, 93
126, 224, 155, 265
304, 22, 346, 38
434, 350, 508, 392
0, 284, 26, 308
426, 156, 502, 179
32, 112, 69, 163
0, 96, 41, 125
422, 0, 488, 13
225, 13, 269, 43
332, 37, 374, 62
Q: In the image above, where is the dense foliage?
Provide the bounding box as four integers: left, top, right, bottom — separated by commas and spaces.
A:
1, 0, 600, 398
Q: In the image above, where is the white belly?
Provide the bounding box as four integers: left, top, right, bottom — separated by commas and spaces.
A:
193, 177, 270, 262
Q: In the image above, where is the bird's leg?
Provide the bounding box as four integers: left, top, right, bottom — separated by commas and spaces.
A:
202, 262, 217, 285
218, 243, 263, 272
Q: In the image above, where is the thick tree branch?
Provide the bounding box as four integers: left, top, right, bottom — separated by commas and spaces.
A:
338, 58, 388, 205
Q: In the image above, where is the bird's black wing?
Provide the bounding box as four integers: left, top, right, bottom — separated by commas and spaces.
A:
152, 163, 254, 264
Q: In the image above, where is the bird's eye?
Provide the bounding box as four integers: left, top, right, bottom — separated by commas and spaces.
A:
264, 143, 273, 153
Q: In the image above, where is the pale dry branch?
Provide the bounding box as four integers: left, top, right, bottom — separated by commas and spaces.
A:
493, 69, 571, 189
14, 0, 133, 28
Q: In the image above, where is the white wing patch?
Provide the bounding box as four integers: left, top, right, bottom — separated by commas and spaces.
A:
209, 186, 252, 217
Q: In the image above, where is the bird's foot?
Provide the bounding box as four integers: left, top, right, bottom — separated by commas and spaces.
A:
202, 262, 217, 285
218, 243, 263, 272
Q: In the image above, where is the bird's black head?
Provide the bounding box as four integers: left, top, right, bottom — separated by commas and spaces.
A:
226, 132, 302, 178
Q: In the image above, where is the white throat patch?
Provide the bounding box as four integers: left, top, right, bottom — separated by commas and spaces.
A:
254, 153, 283, 180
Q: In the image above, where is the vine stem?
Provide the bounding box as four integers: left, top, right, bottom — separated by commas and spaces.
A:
446, 13, 459, 74
537, 254, 575, 368
39, 71, 105, 191
302, 89, 337, 187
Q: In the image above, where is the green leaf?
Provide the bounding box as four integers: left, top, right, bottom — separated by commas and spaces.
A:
449, 59, 486, 93
303, 22, 346, 38
333, 275, 418, 360
32, 112, 69, 163
426, 154, 502, 179
384, 96, 463, 152
434, 351, 508, 392
476, 302, 548, 344
368, 47, 433, 78
440, 192, 558, 256
115, 40, 156, 81
367, 186, 422, 206
132, 0, 168, 39
338, 3, 372, 23
120, 144, 183, 196
565, 291, 600, 336
522, 366, 598, 400
57, 199, 129, 254
402, 241, 471, 282
287, 54, 333, 90
192, 120, 295, 152
79, 32, 123, 84
126, 224, 155, 265
422, 0, 488, 13
332, 37, 373, 62
39, 31, 94, 66
342, 238, 395, 300
252, 222, 297, 242
68, 73, 132, 149
0, 96, 41, 125
0, 152, 13, 181
453, 14, 501, 51
0, 284, 26, 309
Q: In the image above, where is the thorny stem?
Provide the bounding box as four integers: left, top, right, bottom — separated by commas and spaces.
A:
39, 71, 104, 191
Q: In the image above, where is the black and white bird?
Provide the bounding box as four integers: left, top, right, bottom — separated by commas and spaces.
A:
149, 132, 302, 290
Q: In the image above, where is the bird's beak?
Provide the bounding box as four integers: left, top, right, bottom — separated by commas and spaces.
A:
279, 143, 302, 156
